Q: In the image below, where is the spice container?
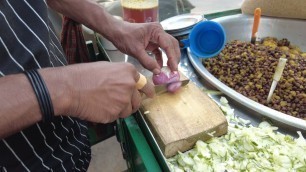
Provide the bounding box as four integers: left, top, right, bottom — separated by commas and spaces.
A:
121, 0, 159, 23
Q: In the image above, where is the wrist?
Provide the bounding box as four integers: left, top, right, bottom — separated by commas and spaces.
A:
39, 67, 73, 117
24, 69, 55, 122
96, 13, 125, 42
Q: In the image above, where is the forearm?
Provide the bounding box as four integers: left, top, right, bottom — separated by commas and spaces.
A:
0, 68, 70, 139
47, 0, 121, 41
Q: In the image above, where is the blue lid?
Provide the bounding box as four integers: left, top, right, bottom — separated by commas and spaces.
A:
189, 21, 226, 58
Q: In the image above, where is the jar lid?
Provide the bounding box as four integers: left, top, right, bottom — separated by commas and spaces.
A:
160, 14, 204, 34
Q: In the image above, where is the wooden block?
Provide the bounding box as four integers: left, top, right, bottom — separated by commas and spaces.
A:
140, 80, 228, 158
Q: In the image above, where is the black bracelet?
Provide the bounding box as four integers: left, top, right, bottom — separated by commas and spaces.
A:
24, 69, 54, 122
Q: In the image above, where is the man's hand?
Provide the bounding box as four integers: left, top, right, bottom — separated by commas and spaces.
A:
109, 22, 181, 74
0, 61, 155, 138
45, 62, 154, 123
47, 0, 181, 74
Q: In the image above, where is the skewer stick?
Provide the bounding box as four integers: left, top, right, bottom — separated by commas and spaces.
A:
267, 58, 287, 103
251, 8, 261, 44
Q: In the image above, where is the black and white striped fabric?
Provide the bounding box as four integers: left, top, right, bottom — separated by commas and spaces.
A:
0, 1, 91, 171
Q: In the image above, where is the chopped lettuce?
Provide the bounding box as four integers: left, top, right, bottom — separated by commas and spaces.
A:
167, 97, 306, 172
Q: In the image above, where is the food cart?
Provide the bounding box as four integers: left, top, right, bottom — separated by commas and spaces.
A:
84, 1, 306, 171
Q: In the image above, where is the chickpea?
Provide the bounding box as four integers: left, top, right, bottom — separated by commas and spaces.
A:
203, 38, 306, 118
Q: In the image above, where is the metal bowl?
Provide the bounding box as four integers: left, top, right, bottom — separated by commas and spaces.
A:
188, 14, 306, 131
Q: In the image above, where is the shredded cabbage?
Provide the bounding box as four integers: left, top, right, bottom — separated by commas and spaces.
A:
202, 89, 224, 96
167, 97, 306, 172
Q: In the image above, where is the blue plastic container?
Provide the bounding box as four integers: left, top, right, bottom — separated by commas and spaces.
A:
180, 21, 226, 58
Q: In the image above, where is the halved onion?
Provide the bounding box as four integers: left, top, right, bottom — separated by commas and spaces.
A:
152, 68, 181, 93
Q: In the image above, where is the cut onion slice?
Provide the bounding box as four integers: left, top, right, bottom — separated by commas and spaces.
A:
152, 68, 181, 93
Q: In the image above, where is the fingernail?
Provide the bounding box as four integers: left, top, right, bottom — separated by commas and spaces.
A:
153, 68, 161, 74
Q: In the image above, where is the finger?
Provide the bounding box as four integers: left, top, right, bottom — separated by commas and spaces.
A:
150, 26, 179, 71
136, 49, 161, 74
158, 34, 179, 71
153, 48, 163, 68
139, 80, 155, 98
131, 89, 141, 113
166, 37, 181, 71
173, 38, 181, 66
146, 43, 163, 68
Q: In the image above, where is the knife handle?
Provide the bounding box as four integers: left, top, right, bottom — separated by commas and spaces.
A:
136, 73, 147, 90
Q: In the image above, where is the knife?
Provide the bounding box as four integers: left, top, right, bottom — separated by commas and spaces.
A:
154, 79, 190, 95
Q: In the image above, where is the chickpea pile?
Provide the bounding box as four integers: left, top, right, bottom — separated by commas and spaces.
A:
203, 38, 306, 119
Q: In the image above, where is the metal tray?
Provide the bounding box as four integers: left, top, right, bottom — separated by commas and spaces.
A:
188, 14, 306, 131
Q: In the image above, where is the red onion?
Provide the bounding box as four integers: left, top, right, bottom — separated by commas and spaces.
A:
152, 68, 181, 93
167, 71, 180, 83
167, 81, 182, 93
152, 72, 168, 85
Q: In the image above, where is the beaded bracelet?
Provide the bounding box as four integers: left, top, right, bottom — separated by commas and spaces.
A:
24, 69, 54, 122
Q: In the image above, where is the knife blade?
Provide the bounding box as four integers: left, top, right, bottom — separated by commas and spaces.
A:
154, 79, 190, 95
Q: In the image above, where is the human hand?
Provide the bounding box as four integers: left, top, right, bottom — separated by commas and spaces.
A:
49, 62, 154, 123
109, 21, 181, 74
48, 0, 180, 73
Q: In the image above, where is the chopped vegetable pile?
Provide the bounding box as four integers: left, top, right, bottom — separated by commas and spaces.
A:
167, 97, 306, 172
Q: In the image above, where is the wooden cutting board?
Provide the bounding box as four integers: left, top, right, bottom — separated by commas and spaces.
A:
140, 77, 228, 158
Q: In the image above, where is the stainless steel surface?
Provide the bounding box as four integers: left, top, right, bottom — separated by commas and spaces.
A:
188, 14, 306, 131
154, 79, 190, 95
160, 13, 204, 32
214, 14, 306, 50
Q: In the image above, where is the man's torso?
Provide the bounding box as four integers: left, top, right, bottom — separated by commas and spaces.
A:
0, 1, 91, 171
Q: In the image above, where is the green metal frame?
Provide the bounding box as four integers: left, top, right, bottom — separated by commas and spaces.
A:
117, 115, 162, 172
205, 9, 242, 20
133, 113, 170, 171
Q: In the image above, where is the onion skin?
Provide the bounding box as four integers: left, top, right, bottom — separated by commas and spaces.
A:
152, 70, 181, 93
167, 71, 180, 83
152, 72, 169, 85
